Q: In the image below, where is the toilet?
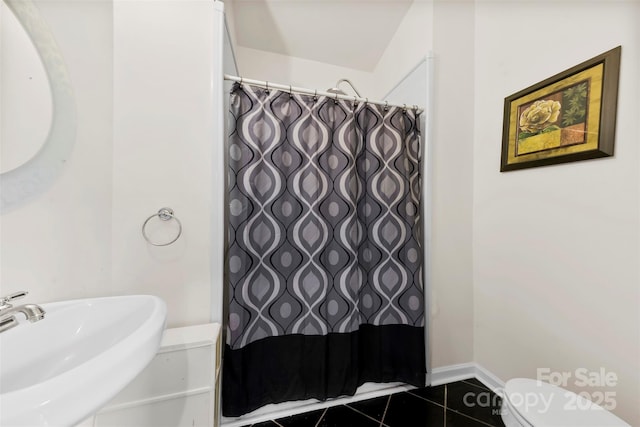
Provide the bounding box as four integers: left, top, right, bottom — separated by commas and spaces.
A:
500, 378, 630, 427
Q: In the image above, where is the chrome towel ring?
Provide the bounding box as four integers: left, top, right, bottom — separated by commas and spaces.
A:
142, 207, 182, 246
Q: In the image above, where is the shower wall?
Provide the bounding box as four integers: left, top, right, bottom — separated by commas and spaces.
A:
1, 0, 227, 328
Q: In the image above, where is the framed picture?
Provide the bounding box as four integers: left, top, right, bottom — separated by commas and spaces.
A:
500, 46, 621, 172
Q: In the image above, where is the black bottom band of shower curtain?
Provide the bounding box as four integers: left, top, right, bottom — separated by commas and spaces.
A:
221, 324, 426, 417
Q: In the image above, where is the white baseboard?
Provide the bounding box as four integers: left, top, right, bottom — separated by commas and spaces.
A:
429, 362, 505, 395
474, 363, 505, 395
429, 362, 477, 386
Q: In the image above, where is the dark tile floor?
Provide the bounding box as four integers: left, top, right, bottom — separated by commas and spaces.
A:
244, 378, 505, 427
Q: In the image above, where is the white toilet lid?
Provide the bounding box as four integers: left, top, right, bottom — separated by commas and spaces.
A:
504, 378, 630, 427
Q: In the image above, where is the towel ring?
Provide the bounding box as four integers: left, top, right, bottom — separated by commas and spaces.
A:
142, 207, 182, 246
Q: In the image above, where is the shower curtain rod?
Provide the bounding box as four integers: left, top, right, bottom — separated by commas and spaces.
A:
224, 74, 424, 114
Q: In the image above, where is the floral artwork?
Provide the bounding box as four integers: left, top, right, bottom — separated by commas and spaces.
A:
519, 99, 561, 134
516, 81, 589, 156
500, 46, 620, 171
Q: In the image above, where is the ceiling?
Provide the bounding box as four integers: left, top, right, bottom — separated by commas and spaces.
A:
227, 0, 414, 72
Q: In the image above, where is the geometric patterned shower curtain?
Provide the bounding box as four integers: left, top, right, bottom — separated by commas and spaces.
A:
222, 82, 426, 417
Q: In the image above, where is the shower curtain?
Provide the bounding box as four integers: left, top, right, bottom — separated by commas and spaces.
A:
223, 82, 426, 416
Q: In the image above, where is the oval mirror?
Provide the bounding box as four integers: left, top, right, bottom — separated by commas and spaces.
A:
1, 0, 52, 174
0, 0, 76, 214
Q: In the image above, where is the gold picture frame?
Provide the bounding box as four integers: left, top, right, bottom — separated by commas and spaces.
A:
500, 46, 621, 172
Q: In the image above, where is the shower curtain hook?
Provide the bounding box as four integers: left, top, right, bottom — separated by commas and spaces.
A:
353, 95, 359, 107
265, 81, 270, 94
289, 85, 293, 97
313, 89, 318, 102
384, 101, 389, 111
403, 104, 407, 114
334, 92, 339, 104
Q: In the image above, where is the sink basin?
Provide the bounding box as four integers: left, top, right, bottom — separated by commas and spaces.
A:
0, 295, 167, 426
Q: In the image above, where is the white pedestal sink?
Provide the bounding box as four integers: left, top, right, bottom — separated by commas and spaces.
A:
0, 295, 167, 426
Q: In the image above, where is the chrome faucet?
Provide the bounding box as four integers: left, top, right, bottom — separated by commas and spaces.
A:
0, 291, 46, 333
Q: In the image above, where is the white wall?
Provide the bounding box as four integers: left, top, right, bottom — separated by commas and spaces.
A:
234, 46, 375, 99
1, 0, 223, 328
1, 0, 113, 303
232, 0, 433, 102
112, 0, 218, 327
428, 0, 476, 368
473, 1, 640, 424
376, 0, 477, 370
373, 0, 477, 369
371, 0, 433, 99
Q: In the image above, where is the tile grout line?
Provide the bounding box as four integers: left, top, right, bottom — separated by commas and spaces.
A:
344, 404, 388, 426
313, 408, 328, 427
443, 384, 448, 427
407, 390, 446, 409
379, 395, 391, 427
461, 379, 492, 392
